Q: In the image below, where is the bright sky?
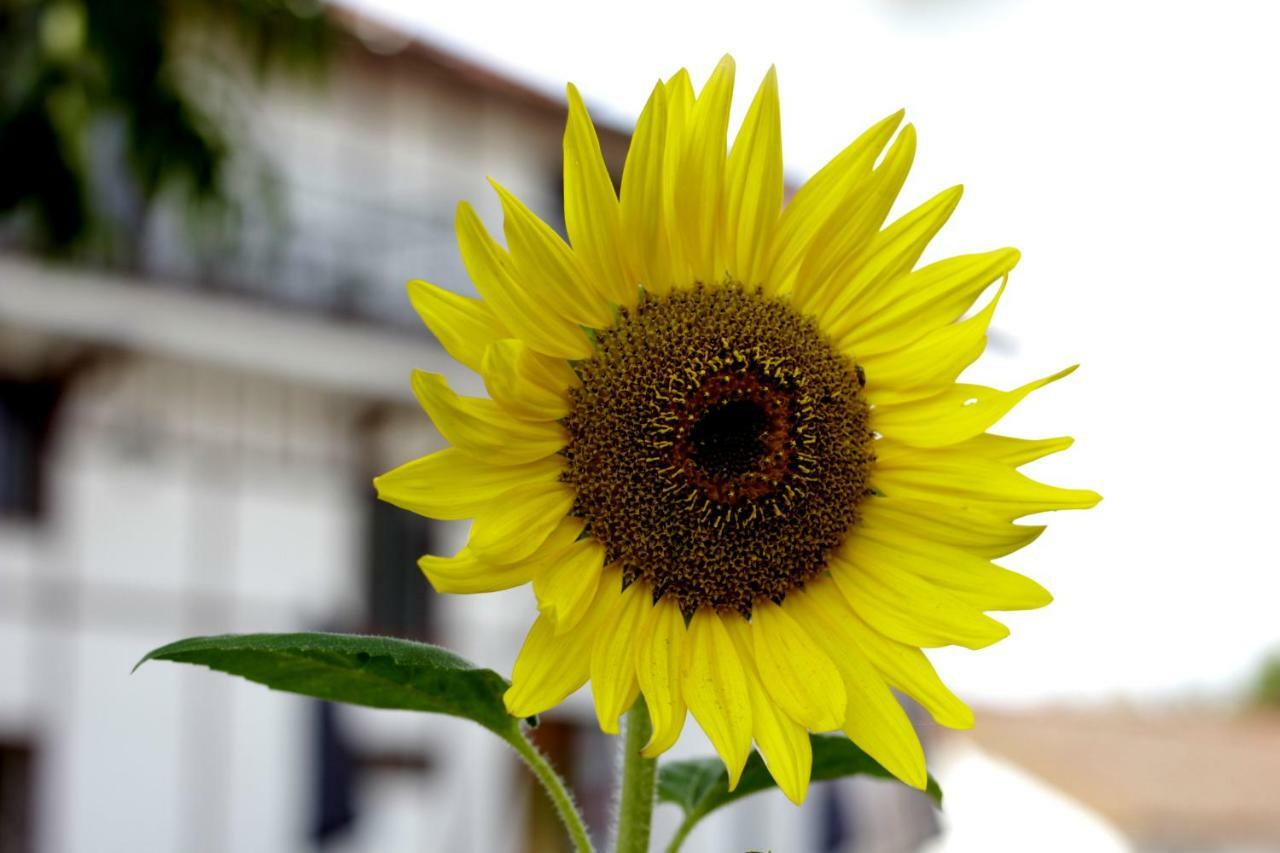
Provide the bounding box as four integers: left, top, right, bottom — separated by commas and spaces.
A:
350, 0, 1280, 706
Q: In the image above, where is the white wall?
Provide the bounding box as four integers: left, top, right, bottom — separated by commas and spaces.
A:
0, 315, 537, 853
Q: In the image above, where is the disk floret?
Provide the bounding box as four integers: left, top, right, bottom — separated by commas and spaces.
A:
562, 284, 874, 615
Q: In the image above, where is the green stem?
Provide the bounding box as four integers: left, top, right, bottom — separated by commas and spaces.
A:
508, 729, 595, 853
615, 701, 658, 853
664, 814, 698, 853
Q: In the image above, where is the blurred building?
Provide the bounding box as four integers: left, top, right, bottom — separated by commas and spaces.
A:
926, 709, 1280, 853
0, 7, 927, 853
0, 8, 624, 852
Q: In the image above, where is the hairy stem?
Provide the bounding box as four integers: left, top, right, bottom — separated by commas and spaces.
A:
615, 701, 658, 853
508, 729, 595, 853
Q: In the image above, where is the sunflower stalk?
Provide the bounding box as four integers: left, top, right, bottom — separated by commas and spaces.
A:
615, 701, 657, 853
508, 728, 596, 853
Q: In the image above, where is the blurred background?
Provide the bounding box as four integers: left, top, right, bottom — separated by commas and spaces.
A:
1, 0, 1278, 851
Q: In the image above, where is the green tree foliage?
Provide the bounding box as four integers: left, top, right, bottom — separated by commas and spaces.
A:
0, 0, 335, 253
1252, 652, 1280, 709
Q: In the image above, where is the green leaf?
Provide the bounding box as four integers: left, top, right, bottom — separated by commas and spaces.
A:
135, 632, 519, 737
659, 733, 941, 845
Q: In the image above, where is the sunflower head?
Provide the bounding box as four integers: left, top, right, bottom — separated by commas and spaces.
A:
376, 55, 1099, 804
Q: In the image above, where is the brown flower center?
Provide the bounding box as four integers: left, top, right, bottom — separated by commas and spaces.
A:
561, 284, 874, 615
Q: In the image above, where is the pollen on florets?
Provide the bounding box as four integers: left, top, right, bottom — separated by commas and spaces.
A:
561, 284, 874, 616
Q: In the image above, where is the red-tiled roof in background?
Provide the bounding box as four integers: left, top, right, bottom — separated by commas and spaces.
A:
962, 709, 1280, 849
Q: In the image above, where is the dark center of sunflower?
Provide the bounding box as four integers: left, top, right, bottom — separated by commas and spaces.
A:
561, 284, 874, 616
689, 399, 768, 476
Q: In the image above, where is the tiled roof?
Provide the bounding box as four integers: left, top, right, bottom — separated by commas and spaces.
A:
960, 708, 1280, 848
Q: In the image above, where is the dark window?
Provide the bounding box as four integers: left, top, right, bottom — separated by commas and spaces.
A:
0, 378, 62, 519
0, 741, 36, 853
365, 496, 439, 641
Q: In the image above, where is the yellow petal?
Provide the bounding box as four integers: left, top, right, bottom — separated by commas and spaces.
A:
410, 371, 566, 464
532, 536, 606, 634
661, 68, 696, 284
765, 110, 904, 296
481, 338, 578, 421
750, 600, 846, 732
872, 444, 1101, 520
423, 508, 584, 598
564, 83, 634, 307
505, 614, 593, 718
724, 66, 782, 287
849, 526, 1053, 613
682, 608, 752, 788
620, 81, 673, 297
468, 480, 576, 565
374, 448, 562, 521
455, 201, 594, 359
504, 569, 618, 718
858, 280, 1004, 397
406, 279, 509, 374
829, 550, 1011, 650
871, 366, 1077, 448
636, 596, 688, 757
491, 179, 613, 328
522, 515, 587, 567
792, 581, 973, 729
820, 185, 964, 333
860, 496, 1045, 560
590, 579, 650, 733
787, 585, 928, 789
956, 433, 1075, 467
417, 547, 536, 594
754, 703, 812, 805
663, 67, 694, 141
791, 124, 916, 315
723, 615, 812, 804
669, 56, 735, 285
851, 249, 1021, 356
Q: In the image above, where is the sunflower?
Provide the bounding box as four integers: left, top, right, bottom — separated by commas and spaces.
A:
375, 56, 1098, 804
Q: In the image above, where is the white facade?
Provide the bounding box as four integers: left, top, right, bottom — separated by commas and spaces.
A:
0, 25, 582, 852
1, 258, 493, 853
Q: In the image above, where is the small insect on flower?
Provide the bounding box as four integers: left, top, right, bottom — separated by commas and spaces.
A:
375, 55, 1099, 804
